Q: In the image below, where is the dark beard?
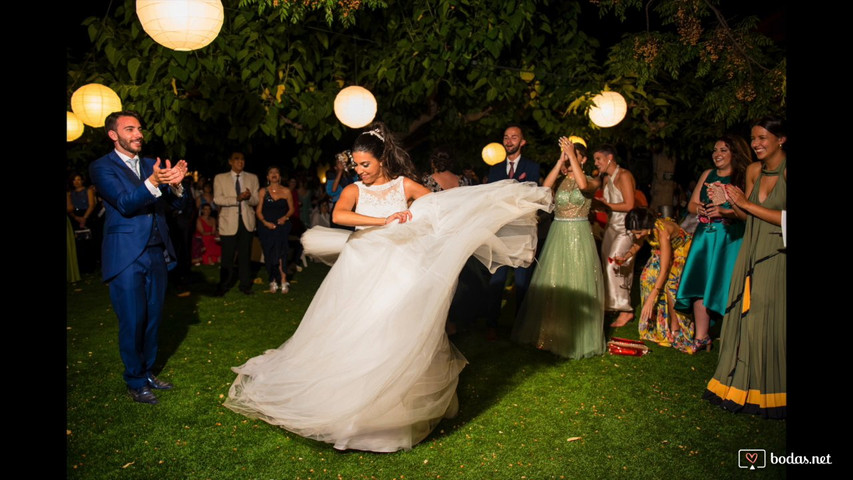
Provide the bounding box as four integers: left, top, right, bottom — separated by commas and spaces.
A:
118, 137, 142, 155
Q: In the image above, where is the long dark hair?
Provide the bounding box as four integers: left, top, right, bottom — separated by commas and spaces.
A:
351, 121, 418, 181
716, 134, 751, 190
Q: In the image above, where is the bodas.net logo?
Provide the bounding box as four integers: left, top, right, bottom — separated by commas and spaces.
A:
739, 449, 766, 469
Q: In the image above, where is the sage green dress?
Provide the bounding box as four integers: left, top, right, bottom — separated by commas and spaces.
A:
512, 175, 606, 359
704, 160, 786, 419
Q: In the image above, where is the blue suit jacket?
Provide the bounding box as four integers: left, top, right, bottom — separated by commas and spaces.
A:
487, 155, 540, 184
89, 151, 188, 282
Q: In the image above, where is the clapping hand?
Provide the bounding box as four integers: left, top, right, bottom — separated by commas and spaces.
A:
723, 184, 747, 208
152, 158, 188, 186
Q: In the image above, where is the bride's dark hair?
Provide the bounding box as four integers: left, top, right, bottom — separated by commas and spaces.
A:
352, 121, 419, 181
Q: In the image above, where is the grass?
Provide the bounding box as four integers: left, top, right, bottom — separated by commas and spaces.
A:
67, 261, 787, 479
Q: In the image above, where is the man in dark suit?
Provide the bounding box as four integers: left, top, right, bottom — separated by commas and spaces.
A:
89, 110, 189, 405
484, 124, 541, 340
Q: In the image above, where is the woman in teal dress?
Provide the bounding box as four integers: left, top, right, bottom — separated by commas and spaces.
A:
512, 138, 606, 359
674, 135, 751, 352
704, 116, 787, 419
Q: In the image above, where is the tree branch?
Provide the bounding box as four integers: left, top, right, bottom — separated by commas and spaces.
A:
280, 116, 304, 130
462, 106, 494, 123
702, 0, 771, 73
406, 96, 440, 134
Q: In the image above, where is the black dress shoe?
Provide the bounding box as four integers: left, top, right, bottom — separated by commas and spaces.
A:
147, 374, 174, 390
239, 287, 254, 295
213, 288, 227, 297
128, 386, 159, 405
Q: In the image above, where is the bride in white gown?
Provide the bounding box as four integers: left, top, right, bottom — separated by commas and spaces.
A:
224, 122, 552, 452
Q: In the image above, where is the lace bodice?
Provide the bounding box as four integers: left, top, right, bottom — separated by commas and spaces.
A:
354, 176, 408, 229
554, 175, 592, 220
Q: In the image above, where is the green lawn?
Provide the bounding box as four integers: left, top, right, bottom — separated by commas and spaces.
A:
67, 262, 786, 479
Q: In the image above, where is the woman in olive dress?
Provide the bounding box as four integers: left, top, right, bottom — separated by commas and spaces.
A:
703, 116, 787, 419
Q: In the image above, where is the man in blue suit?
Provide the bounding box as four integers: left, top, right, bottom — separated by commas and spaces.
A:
89, 110, 189, 405
484, 124, 541, 340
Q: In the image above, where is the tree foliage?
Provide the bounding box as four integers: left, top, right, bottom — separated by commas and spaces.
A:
241, 0, 387, 27
66, 0, 784, 179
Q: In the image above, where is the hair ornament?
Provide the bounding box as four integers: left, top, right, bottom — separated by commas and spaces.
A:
364, 127, 384, 142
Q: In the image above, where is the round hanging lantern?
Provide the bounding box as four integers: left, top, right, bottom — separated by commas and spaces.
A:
567, 135, 587, 147
136, 0, 225, 51
482, 142, 507, 166
67, 111, 85, 142
588, 91, 627, 128
334, 86, 377, 128
70, 83, 123, 128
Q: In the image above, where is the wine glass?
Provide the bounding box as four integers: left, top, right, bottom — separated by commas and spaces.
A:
703, 202, 717, 232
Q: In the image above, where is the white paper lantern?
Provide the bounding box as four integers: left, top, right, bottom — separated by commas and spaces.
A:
70, 83, 123, 128
67, 111, 85, 142
137, 0, 224, 51
588, 91, 627, 128
482, 142, 507, 166
334, 86, 377, 128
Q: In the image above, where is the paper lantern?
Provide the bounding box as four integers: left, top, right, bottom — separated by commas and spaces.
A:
137, 0, 224, 51
588, 91, 627, 128
70, 83, 123, 128
568, 135, 587, 147
67, 111, 85, 142
482, 142, 507, 166
334, 86, 377, 128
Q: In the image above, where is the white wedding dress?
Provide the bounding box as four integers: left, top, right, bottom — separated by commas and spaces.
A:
224, 179, 552, 452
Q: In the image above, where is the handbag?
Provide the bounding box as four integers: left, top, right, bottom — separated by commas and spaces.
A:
74, 228, 92, 241
607, 337, 650, 356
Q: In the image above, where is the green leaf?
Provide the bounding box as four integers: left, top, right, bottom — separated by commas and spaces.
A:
486, 86, 497, 102
105, 45, 117, 67
168, 64, 188, 83
87, 23, 99, 43
293, 62, 306, 80
233, 14, 247, 31
128, 58, 141, 82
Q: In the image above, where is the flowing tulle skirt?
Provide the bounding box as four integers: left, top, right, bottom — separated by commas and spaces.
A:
512, 218, 605, 359
224, 180, 552, 452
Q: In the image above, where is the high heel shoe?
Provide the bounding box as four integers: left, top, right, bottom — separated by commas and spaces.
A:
693, 336, 712, 353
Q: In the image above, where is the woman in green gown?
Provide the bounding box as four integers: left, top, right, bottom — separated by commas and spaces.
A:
703, 116, 787, 419
674, 135, 751, 353
512, 138, 606, 359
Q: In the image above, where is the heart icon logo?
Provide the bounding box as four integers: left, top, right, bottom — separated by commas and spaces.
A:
745, 452, 758, 464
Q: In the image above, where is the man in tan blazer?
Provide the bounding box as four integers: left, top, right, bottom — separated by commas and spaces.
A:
213, 152, 259, 295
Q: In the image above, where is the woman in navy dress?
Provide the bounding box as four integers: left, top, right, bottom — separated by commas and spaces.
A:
256, 166, 296, 293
